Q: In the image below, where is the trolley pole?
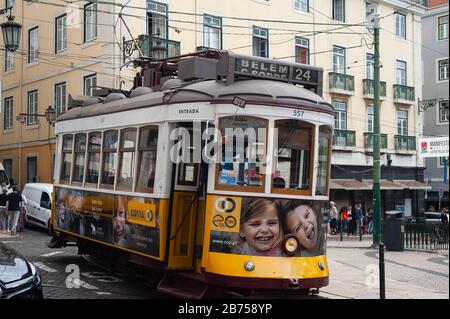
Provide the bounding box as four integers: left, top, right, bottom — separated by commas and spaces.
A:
372, 14, 386, 300
372, 14, 382, 247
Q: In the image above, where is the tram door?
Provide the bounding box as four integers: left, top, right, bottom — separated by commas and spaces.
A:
167, 123, 207, 270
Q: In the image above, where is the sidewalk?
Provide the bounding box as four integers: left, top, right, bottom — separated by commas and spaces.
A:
327, 234, 375, 248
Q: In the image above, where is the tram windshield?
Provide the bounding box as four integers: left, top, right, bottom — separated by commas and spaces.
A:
273, 119, 313, 193
217, 116, 267, 191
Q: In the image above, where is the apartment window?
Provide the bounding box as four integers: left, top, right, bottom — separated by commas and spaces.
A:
396, 60, 407, 85
28, 27, 39, 63
438, 15, 449, 40
27, 90, 38, 125
136, 126, 158, 192
366, 53, 374, 80
147, 1, 168, 39
3, 159, 13, 183
83, 74, 97, 96
332, 0, 345, 22
295, 37, 309, 64
3, 97, 13, 130
439, 100, 449, 123
27, 156, 38, 183
438, 59, 449, 81
86, 132, 101, 185
294, 0, 309, 12
60, 135, 73, 182
395, 13, 406, 39
203, 15, 222, 49
55, 14, 67, 53
4, 50, 14, 71
252, 26, 268, 58
397, 110, 408, 136
84, 2, 97, 42
333, 45, 346, 74
54, 82, 67, 117
72, 134, 87, 184
101, 130, 118, 187
334, 101, 347, 130
367, 105, 374, 133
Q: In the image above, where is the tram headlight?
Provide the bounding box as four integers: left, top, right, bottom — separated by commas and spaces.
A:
282, 235, 299, 256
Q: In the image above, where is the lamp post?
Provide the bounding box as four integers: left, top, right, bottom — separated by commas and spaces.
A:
1, 6, 22, 52
18, 106, 57, 126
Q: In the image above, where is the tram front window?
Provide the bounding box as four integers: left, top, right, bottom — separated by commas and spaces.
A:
86, 132, 101, 185
136, 126, 158, 192
217, 117, 266, 191
60, 134, 73, 183
273, 119, 313, 193
102, 130, 118, 187
72, 134, 87, 184
118, 129, 137, 190
316, 126, 332, 196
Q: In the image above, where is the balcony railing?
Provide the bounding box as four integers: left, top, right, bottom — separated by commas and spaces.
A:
333, 129, 356, 147
140, 36, 180, 59
395, 135, 416, 151
364, 132, 388, 149
393, 85, 415, 103
329, 72, 355, 94
363, 79, 387, 98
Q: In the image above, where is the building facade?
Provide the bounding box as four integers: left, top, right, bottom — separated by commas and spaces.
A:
1, 0, 428, 219
421, 0, 449, 212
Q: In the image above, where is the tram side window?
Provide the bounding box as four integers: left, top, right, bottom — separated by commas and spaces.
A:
60, 134, 73, 183
272, 119, 313, 194
316, 126, 332, 196
136, 126, 158, 193
86, 132, 101, 185
118, 128, 137, 191
72, 133, 87, 184
216, 116, 267, 191
101, 130, 118, 187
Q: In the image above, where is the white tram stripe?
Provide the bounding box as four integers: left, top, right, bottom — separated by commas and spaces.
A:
34, 262, 58, 273
40, 251, 63, 258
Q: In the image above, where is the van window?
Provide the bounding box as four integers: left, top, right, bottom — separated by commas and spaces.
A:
25, 187, 41, 204
40, 192, 51, 209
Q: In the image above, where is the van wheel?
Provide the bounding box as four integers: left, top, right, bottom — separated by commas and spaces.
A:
47, 221, 53, 236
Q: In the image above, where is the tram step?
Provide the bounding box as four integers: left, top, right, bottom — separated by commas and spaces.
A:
157, 272, 222, 299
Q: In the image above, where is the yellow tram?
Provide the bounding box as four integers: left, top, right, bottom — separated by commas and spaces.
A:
49, 51, 334, 298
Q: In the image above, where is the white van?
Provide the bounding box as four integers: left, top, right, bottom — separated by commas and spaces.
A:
0, 162, 10, 187
22, 183, 53, 235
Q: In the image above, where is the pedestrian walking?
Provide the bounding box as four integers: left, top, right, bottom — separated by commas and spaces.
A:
339, 206, 349, 234
355, 203, 364, 236
347, 205, 354, 235
330, 201, 338, 235
5, 185, 23, 236
0, 185, 8, 232
17, 189, 27, 232
367, 207, 373, 234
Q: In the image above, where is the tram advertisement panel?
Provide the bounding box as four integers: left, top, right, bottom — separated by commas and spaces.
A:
54, 187, 161, 257
207, 195, 327, 257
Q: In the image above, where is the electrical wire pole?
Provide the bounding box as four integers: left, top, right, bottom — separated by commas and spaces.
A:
372, 14, 386, 300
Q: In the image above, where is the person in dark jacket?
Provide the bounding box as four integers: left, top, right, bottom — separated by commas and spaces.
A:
0, 185, 8, 232
5, 185, 23, 235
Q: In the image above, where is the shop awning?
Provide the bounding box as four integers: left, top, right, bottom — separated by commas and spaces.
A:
329, 179, 372, 190
394, 180, 432, 190
363, 180, 404, 190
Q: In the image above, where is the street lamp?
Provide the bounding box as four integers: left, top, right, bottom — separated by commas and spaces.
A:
18, 106, 57, 126
1, 7, 22, 52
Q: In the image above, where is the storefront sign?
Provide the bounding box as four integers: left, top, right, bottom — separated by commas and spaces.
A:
419, 137, 449, 158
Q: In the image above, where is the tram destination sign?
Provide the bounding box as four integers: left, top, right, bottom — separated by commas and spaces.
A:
232, 56, 322, 93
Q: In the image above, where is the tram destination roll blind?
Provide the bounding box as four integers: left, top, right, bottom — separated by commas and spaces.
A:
234, 57, 319, 88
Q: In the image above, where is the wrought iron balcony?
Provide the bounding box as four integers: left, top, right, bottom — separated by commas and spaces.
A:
329, 72, 355, 95
395, 135, 416, 152
364, 132, 388, 149
123, 35, 180, 61
333, 129, 356, 147
393, 85, 415, 104
363, 79, 387, 99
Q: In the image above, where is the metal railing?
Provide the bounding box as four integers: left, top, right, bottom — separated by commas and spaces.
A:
364, 132, 388, 149
333, 129, 356, 147
393, 84, 415, 101
329, 72, 355, 92
140, 36, 181, 59
363, 79, 387, 97
405, 222, 449, 251
394, 135, 416, 151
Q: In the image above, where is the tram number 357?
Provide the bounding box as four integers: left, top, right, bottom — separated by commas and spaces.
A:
292, 110, 304, 118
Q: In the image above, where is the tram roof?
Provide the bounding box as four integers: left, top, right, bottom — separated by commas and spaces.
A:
57, 79, 334, 122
